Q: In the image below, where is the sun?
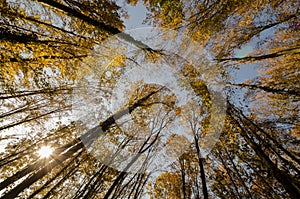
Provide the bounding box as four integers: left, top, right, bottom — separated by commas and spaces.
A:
38, 146, 53, 158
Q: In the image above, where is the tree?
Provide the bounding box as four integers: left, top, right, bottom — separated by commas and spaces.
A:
1, 0, 299, 198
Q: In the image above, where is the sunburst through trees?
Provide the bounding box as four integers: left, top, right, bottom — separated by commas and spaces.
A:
0, 0, 299, 198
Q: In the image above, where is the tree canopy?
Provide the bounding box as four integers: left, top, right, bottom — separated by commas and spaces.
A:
0, 0, 299, 198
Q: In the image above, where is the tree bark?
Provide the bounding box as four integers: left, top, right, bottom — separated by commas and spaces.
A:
217, 46, 300, 62
0, 88, 161, 198
36, 0, 155, 51
194, 136, 209, 199
228, 83, 300, 97
229, 107, 300, 199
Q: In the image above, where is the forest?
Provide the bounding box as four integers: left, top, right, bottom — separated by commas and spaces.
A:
0, 0, 299, 198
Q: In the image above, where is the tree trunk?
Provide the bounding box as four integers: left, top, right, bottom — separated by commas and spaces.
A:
229, 107, 300, 199
194, 136, 209, 199
0, 89, 161, 198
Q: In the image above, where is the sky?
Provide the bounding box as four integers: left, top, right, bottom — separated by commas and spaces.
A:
115, 0, 260, 84
116, 0, 150, 29
0, 0, 259, 153
1, 1, 295, 198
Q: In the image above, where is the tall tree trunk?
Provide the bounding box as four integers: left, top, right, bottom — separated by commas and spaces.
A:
217, 151, 243, 199
223, 143, 253, 198
227, 83, 300, 97
229, 107, 300, 199
194, 136, 209, 199
179, 158, 187, 199
36, 0, 155, 51
0, 89, 161, 198
218, 46, 300, 62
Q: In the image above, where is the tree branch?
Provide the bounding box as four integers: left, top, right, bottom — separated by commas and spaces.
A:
217, 46, 300, 62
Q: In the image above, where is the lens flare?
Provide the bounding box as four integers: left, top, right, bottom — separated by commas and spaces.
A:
38, 146, 53, 158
